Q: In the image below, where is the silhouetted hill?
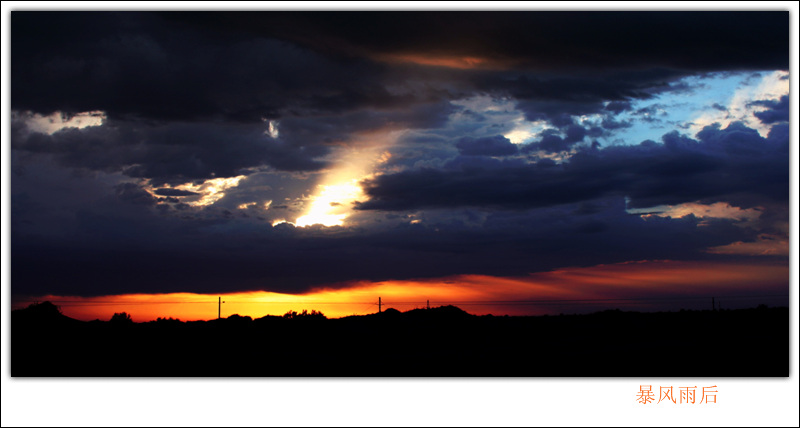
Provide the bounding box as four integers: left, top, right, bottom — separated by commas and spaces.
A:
12, 301, 83, 326
379, 307, 402, 317
11, 302, 789, 377
404, 305, 471, 320
342, 305, 469, 321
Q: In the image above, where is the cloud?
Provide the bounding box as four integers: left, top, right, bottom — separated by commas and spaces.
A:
10, 11, 790, 300
688, 71, 789, 138
707, 234, 789, 256
604, 101, 633, 114
11, 117, 328, 181
11, 193, 759, 297
456, 135, 518, 156
115, 183, 158, 206
357, 121, 788, 212
182, 11, 788, 71
153, 188, 200, 197
601, 118, 633, 130
752, 95, 789, 124
12, 12, 788, 128
12, 13, 428, 123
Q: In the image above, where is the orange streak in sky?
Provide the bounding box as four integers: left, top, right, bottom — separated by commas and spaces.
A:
14, 259, 788, 322
376, 53, 511, 70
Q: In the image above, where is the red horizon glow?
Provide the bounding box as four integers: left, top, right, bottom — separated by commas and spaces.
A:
12, 259, 789, 322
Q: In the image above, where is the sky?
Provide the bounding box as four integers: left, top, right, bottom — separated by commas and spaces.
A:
9, 11, 791, 321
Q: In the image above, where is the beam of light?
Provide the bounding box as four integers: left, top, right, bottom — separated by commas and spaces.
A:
290, 130, 403, 228
15, 259, 788, 322
295, 180, 364, 227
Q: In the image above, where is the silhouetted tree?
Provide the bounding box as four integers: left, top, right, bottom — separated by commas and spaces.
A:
154, 317, 182, 326
283, 309, 326, 320
110, 312, 133, 324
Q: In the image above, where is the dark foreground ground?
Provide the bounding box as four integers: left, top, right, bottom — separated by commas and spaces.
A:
11, 302, 789, 377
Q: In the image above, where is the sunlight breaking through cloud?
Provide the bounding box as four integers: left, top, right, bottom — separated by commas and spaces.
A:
18, 110, 106, 134
295, 180, 364, 227
145, 176, 247, 207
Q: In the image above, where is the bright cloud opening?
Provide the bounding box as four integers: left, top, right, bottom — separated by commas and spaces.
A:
291, 130, 403, 228
19, 110, 106, 134
174, 176, 246, 206
628, 200, 762, 225
295, 180, 365, 227
653, 202, 761, 223
263, 119, 279, 138
146, 176, 247, 207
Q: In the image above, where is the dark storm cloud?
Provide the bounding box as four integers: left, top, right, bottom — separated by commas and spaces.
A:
277, 101, 457, 147
12, 11, 788, 123
11, 195, 756, 297
564, 125, 588, 144
442, 155, 528, 172
605, 101, 633, 114
11, 98, 455, 181
11, 11, 789, 183
455, 135, 518, 156
152, 188, 199, 197
357, 121, 789, 212
751, 95, 790, 124
522, 124, 597, 154
115, 183, 158, 206
10, 118, 328, 181
479, 71, 672, 127
11, 12, 423, 123
10, 123, 788, 297
522, 129, 577, 154
176, 11, 788, 71
9, 11, 790, 299
601, 118, 633, 130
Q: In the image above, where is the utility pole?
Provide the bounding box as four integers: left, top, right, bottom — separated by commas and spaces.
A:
427, 300, 430, 310
218, 297, 225, 319
378, 297, 382, 314
712, 297, 715, 312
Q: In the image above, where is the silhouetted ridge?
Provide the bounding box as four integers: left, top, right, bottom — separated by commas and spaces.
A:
404, 305, 472, 319
12, 301, 82, 325
10, 304, 788, 376
359, 305, 471, 320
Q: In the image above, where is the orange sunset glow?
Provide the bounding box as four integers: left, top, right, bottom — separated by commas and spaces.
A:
15, 259, 788, 322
